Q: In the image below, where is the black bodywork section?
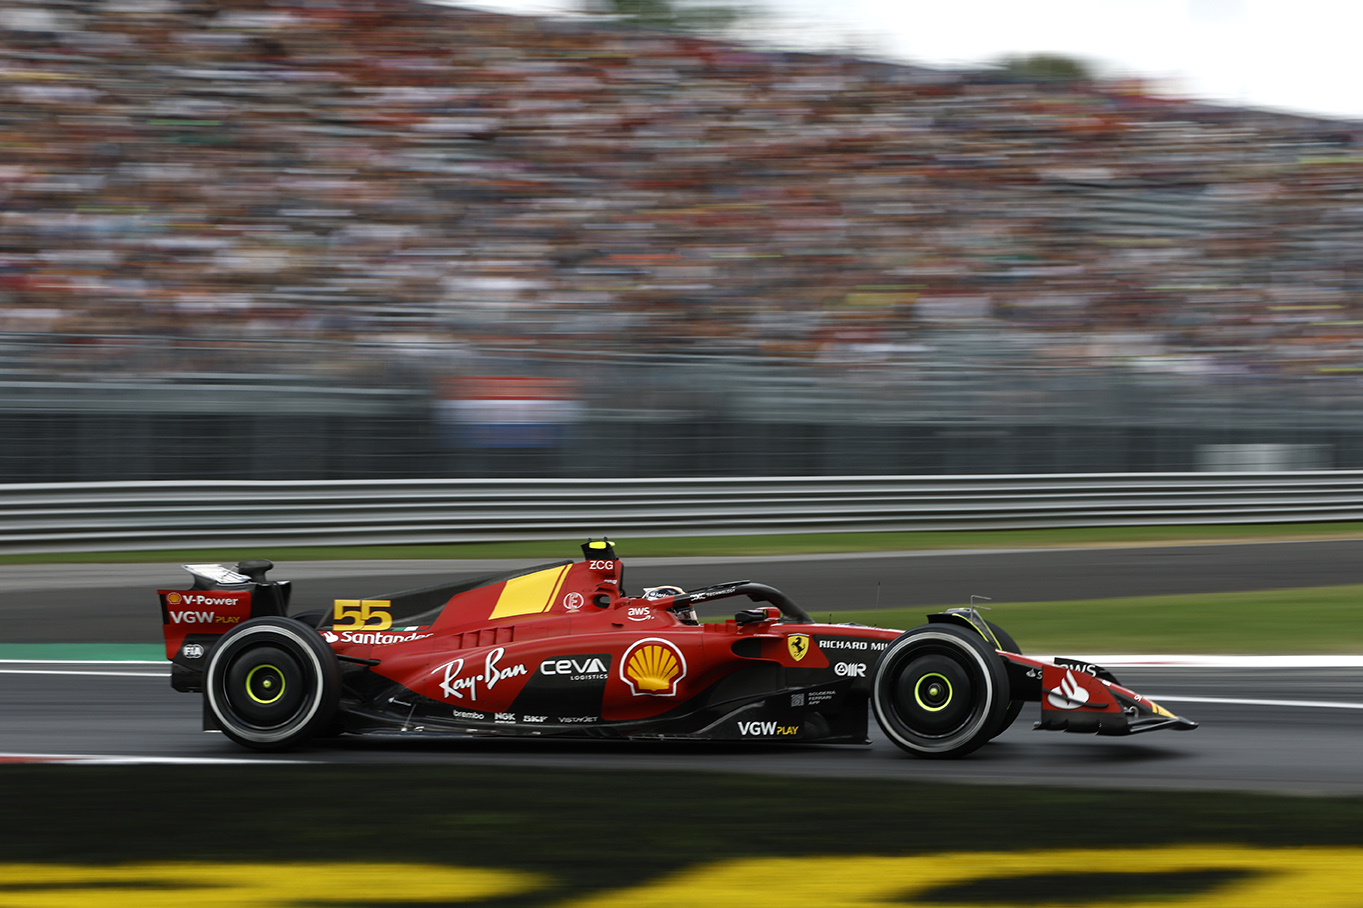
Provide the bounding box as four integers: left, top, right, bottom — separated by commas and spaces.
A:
336, 656, 874, 745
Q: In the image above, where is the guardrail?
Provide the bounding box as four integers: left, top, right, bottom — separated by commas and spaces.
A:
4, 473, 1363, 554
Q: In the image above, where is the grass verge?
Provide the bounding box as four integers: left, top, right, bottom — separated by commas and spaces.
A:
7, 585, 1363, 659
821, 583, 1363, 655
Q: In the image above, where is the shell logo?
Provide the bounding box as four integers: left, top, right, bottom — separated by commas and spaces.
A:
621, 638, 687, 696
166, 592, 183, 605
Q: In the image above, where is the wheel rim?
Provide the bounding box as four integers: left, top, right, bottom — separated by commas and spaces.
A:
222, 645, 306, 727
245, 664, 286, 705
914, 672, 952, 711
892, 651, 976, 737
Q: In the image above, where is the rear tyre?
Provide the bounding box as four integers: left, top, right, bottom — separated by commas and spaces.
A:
205, 617, 340, 751
871, 624, 1009, 758
985, 620, 1025, 738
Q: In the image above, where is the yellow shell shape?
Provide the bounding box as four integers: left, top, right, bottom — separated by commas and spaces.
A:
625, 644, 680, 692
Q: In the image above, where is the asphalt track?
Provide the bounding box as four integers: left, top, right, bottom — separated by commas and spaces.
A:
3, 539, 1363, 793
2, 662, 1360, 794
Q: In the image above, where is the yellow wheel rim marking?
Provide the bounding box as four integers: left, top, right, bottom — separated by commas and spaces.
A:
914, 672, 952, 712
245, 664, 285, 705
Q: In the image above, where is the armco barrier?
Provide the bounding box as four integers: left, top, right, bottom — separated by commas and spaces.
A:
4, 472, 1363, 554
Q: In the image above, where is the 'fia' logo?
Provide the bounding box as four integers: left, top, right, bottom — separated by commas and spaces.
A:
787, 634, 811, 662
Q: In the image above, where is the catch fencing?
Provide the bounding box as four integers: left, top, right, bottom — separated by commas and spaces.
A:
4, 472, 1363, 554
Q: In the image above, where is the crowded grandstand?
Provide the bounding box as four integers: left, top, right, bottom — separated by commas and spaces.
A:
3, 0, 1362, 478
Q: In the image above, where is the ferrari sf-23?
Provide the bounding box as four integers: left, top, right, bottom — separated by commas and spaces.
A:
156, 540, 1196, 757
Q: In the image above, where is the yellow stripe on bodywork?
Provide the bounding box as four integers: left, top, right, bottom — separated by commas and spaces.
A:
489, 564, 572, 619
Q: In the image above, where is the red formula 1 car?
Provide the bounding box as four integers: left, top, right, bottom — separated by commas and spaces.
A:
156, 540, 1196, 756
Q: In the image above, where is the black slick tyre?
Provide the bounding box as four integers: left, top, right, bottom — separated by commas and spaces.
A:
985, 620, 1024, 738
204, 617, 340, 751
871, 624, 1009, 759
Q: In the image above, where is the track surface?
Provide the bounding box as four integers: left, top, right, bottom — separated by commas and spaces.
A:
3, 539, 1363, 793
2, 663, 1360, 795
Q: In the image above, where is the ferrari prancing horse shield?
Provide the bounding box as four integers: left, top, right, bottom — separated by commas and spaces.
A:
787, 634, 810, 662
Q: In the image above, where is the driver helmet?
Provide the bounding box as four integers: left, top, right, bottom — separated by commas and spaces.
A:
644, 585, 698, 626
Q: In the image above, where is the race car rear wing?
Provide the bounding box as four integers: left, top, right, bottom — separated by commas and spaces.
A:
157, 560, 293, 692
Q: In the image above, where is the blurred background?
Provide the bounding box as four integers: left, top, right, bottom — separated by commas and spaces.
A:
4, 0, 1363, 483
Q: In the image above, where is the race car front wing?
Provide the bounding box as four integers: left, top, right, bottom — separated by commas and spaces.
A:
1003, 652, 1198, 737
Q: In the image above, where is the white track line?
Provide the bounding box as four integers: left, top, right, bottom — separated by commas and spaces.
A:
1039, 655, 1363, 668
0, 660, 165, 665
0, 660, 169, 677
0, 753, 307, 765
0, 668, 168, 678
10, 655, 1363, 668
3, 664, 1360, 720
1146, 694, 1363, 710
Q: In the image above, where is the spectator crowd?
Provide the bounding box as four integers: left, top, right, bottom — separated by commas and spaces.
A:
4, 0, 1363, 382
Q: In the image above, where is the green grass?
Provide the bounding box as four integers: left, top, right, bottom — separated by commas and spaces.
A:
820, 583, 1363, 654
7, 582, 1360, 660
6, 521, 1363, 564
8, 578, 1361, 660
999, 585, 1363, 655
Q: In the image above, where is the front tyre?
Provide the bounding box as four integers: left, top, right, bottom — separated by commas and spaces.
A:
205, 617, 340, 751
871, 624, 1009, 759
985, 620, 1025, 738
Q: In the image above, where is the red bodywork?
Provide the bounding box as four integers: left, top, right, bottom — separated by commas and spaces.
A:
328, 557, 887, 725
158, 541, 1195, 750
